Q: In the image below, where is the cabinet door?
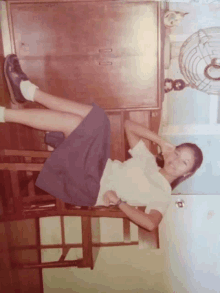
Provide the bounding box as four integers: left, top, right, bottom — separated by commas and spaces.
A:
10, 1, 162, 110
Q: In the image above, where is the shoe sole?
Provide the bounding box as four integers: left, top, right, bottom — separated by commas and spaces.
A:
4, 54, 22, 104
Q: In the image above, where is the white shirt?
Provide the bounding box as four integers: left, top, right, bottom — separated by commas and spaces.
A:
95, 140, 172, 215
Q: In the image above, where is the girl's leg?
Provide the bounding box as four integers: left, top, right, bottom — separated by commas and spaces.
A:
4, 108, 83, 138
34, 89, 93, 118
4, 54, 93, 118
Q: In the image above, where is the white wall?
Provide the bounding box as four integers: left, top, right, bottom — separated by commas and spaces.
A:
168, 2, 220, 35
162, 2, 220, 126
160, 2, 220, 195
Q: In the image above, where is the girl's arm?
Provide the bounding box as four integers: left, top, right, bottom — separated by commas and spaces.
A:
124, 119, 175, 154
103, 190, 162, 231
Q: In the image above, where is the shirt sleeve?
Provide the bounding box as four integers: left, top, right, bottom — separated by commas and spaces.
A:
128, 140, 155, 160
145, 196, 171, 216
128, 140, 158, 172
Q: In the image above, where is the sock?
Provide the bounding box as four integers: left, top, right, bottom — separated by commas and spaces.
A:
0, 106, 5, 123
20, 80, 39, 102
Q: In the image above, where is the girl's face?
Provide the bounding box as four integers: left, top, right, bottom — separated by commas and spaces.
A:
163, 147, 195, 178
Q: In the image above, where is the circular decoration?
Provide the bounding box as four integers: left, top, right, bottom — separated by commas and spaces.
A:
204, 58, 220, 81
179, 27, 220, 95
164, 78, 174, 93
164, 78, 188, 93
173, 79, 187, 91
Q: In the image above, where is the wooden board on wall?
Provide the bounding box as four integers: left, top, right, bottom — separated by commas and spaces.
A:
124, 111, 151, 159
107, 111, 125, 161
9, 1, 161, 110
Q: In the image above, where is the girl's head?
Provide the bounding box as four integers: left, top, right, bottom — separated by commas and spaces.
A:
156, 143, 203, 190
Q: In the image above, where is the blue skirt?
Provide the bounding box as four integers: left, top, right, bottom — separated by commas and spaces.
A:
35, 103, 111, 206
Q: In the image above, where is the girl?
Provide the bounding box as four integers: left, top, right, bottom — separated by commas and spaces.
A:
2, 54, 203, 231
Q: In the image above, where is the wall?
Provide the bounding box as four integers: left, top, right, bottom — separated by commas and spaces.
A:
168, 2, 220, 35
162, 2, 220, 126
160, 1, 220, 195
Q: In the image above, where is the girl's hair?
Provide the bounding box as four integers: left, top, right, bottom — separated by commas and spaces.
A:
156, 143, 203, 190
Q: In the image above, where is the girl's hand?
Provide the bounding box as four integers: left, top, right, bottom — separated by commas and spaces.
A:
161, 141, 176, 157
103, 190, 119, 206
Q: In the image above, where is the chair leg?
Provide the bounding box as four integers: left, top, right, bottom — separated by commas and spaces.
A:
35, 218, 44, 293
81, 216, 93, 269
10, 171, 23, 215
123, 218, 131, 243
24, 156, 36, 197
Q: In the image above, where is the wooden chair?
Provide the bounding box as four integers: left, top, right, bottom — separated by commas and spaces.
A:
0, 149, 159, 271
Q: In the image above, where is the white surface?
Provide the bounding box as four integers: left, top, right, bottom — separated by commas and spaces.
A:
41, 248, 83, 263
161, 124, 220, 135
40, 216, 62, 245
100, 218, 124, 243
0, 2, 14, 57
99, 218, 139, 243
209, 95, 219, 125
160, 194, 220, 293
64, 217, 82, 244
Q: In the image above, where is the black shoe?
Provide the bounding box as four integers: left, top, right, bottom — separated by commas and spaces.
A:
4, 54, 29, 104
